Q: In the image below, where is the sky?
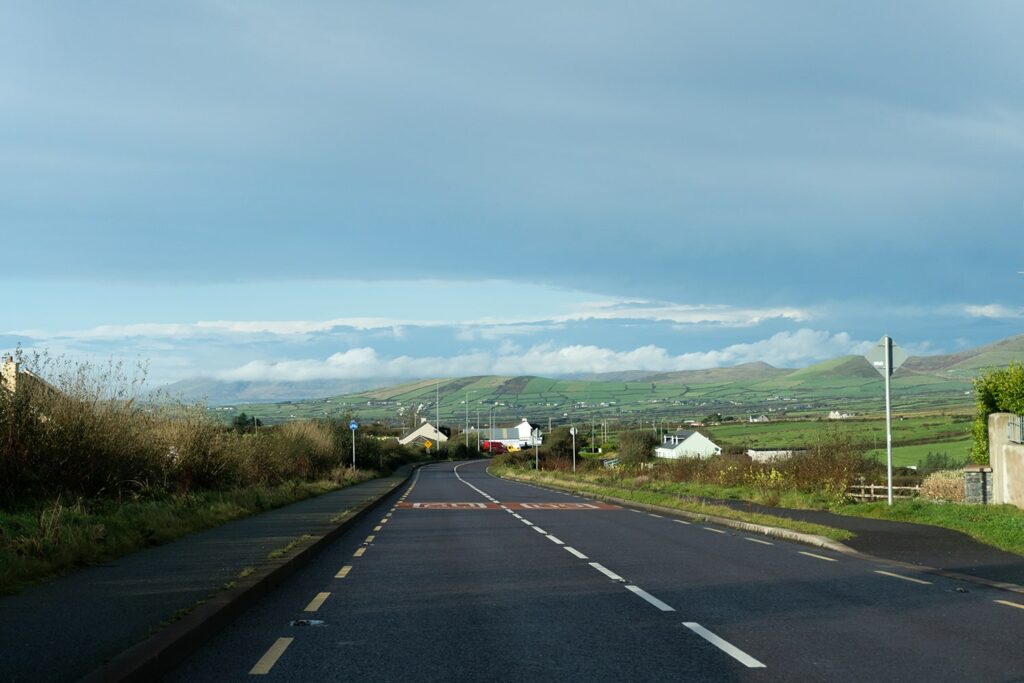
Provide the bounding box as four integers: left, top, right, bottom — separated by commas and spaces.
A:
2, 2, 1022, 387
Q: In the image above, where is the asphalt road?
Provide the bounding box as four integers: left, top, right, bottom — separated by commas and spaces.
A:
167, 461, 1024, 682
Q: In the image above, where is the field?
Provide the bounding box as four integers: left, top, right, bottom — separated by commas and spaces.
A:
220, 357, 976, 429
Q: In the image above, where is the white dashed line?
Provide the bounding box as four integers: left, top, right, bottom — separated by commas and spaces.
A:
745, 537, 773, 546
590, 562, 625, 582
546, 535, 564, 545
648, 513, 664, 518
704, 527, 727, 534
533, 526, 548, 534
521, 519, 534, 526
673, 519, 692, 526
799, 551, 837, 562
874, 570, 931, 585
683, 623, 766, 668
625, 585, 675, 611
564, 546, 588, 559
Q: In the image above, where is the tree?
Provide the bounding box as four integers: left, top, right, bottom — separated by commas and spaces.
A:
971, 362, 1024, 463
232, 412, 261, 433
617, 429, 658, 464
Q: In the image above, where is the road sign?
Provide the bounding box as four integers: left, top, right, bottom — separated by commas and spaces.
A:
569, 427, 577, 436
424, 439, 433, 450
865, 337, 907, 378
349, 420, 359, 431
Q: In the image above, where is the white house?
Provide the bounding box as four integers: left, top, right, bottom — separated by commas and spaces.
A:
654, 430, 722, 459
398, 422, 449, 447
485, 418, 542, 449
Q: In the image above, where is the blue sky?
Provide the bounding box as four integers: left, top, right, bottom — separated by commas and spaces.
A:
2, 2, 1022, 386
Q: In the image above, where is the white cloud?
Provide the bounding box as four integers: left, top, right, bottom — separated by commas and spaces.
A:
216, 329, 870, 381
964, 304, 1024, 319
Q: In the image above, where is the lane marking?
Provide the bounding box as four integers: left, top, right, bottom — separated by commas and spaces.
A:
745, 537, 774, 546
673, 519, 692, 526
335, 566, 352, 579
385, 513, 392, 518
564, 546, 588, 559
521, 519, 534, 526
380, 517, 389, 524
304, 592, 330, 612
590, 562, 625, 582
625, 585, 675, 612
874, 570, 931, 585
683, 623, 766, 669
533, 526, 548, 534
365, 535, 375, 543
512, 514, 523, 519
353, 547, 366, 557
798, 551, 836, 562
373, 526, 382, 532
995, 599, 1024, 610
648, 513, 664, 518
249, 637, 294, 675
703, 527, 726, 534
546, 535, 565, 545
629, 509, 643, 514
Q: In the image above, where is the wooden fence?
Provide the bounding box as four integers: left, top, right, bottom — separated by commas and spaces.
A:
846, 484, 921, 501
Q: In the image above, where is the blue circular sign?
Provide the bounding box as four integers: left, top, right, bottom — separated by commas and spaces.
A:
349, 420, 359, 430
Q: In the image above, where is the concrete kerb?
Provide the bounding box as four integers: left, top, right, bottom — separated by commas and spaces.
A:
79, 466, 419, 683
495, 471, 1024, 597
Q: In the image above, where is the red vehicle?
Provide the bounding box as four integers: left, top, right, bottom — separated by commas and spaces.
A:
481, 440, 508, 454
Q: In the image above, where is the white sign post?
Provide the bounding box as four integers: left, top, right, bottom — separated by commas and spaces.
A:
349, 420, 359, 469
865, 336, 908, 505
532, 427, 541, 470
570, 427, 577, 473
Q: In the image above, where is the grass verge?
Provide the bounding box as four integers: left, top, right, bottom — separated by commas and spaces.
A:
0, 474, 373, 596
833, 499, 1024, 556
491, 466, 853, 542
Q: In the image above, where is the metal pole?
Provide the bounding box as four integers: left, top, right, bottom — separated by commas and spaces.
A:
476, 405, 480, 450
351, 426, 356, 469
534, 430, 539, 470
884, 335, 894, 506
572, 428, 577, 473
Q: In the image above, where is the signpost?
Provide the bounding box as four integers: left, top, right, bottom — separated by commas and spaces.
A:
532, 427, 541, 470
424, 439, 433, 454
570, 426, 577, 473
349, 420, 359, 469
864, 336, 908, 505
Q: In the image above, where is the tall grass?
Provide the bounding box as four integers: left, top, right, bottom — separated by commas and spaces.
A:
0, 350, 413, 505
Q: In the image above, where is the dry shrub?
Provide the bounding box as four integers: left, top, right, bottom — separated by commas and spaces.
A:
920, 470, 964, 503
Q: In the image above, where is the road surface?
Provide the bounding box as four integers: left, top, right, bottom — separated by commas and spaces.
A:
168, 460, 1024, 681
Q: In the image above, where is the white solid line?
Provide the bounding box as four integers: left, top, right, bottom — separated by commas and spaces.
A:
798, 551, 837, 562
625, 585, 675, 612
745, 537, 774, 546
683, 622, 766, 668
546, 535, 564, 545
533, 526, 548, 534
703, 527, 727, 534
564, 546, 588, 559
589, 562, 625, 582
673, 519, 692, 526
875, 570, 931, 585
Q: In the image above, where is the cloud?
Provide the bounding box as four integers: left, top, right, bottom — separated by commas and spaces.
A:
964, 304, 1024, 319
216, 329, 871, 381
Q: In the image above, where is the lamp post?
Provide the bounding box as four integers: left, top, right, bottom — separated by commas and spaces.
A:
570, 426, 577, 473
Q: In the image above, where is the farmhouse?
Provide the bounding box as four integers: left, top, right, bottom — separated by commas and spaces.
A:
484, 418, 542, 449
655, 429, 722, 459
398, 422, 449, 447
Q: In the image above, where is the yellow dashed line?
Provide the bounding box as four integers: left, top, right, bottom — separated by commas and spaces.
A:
304, 592, 331, 612
335, 566, 352, 578
353, 547, 366, 557
249, 637, 293, 675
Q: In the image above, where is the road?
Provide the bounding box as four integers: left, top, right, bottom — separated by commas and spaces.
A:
168, 460, 1024, 681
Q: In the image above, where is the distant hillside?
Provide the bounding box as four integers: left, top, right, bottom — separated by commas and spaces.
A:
902, 334, 1024, 378
199, 334, 1023, 424
160, 377, 407, 405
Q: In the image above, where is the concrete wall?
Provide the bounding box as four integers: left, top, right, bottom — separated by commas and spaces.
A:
989, 413, 1024, 508
1, 358, 17, 393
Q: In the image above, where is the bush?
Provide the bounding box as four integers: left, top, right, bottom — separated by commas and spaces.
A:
971, 362, 1024, 464
617, 429, 658, 464
920, 470, 964, 503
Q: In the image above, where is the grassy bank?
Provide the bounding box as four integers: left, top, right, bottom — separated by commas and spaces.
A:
490, 466, 853, 542
0, 471, 374, 595
834, 499, 1024, 556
